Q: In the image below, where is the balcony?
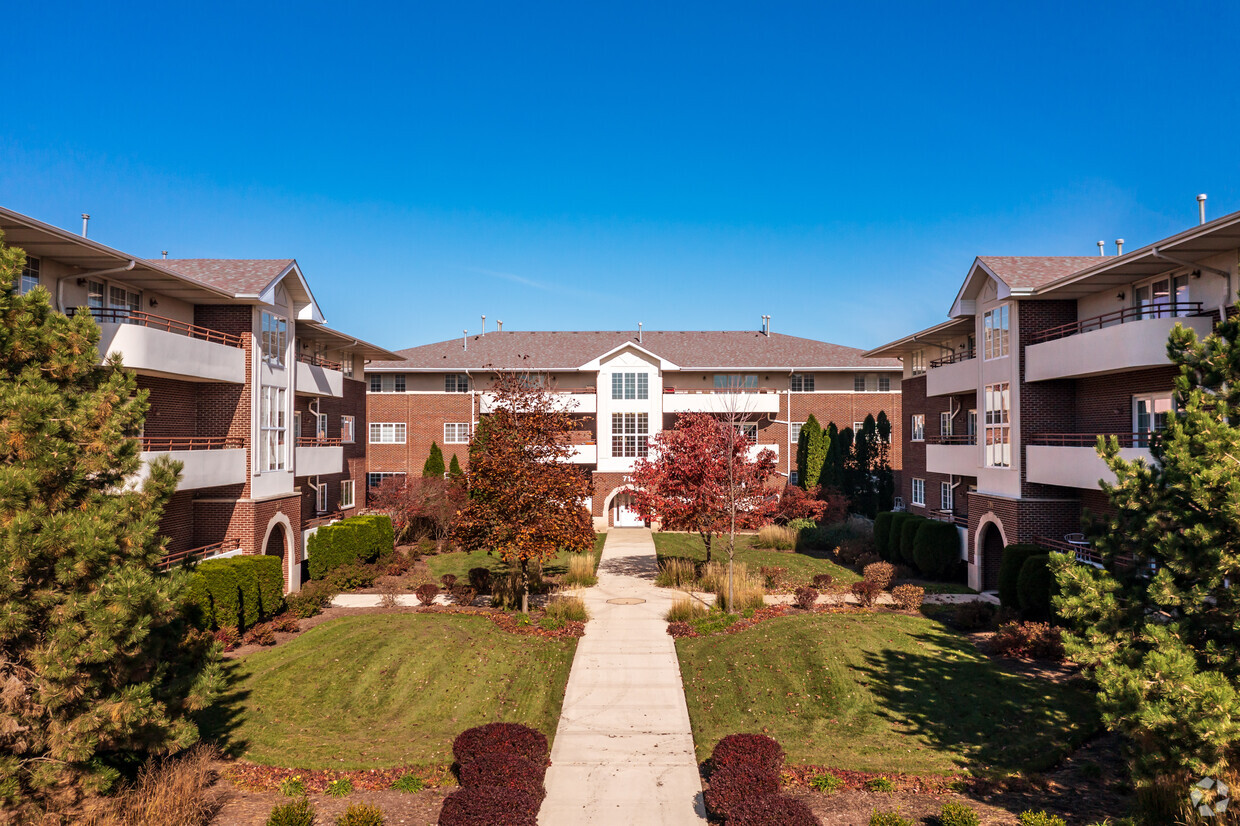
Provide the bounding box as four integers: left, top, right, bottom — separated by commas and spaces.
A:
926, 349, 976, 397
925, 434, 979, 477
295, 436, 345, 476
662, 389, 781, 415
749, 442, 779, 461
72, 308, 246, 384
1025, 303, 1216, 382
156, 538, 243, 571
139, 436, 247, 490
1025, 433, 1154, 490
295, 354, 344, 398
479, 389, 597, 414
568, 443, 597, 463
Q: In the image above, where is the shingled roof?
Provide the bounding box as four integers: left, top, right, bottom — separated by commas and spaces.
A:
369, 331, 902, 371
158, 259, 296, 297
975, 256, 1101, 290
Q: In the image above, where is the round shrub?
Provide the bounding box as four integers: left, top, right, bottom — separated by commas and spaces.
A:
890, 584, 924, 611
998, 544, 1044, 610
938, 800, 981, 826
862, 561, 894, 590
467, 567, 493, 594
898, 516, 924, 567
452, 723, 549, 767
869, 812, 913, 826
912, 520, 960, 579
728, 793, 821, 826
793, 586, 819, 611
810, 573, 833, 589
710, 733, 785, 776
437, 787, 540, 826
703, 763, 780, 820
850, 580, 882, 607
458, 754, 546, 799
1016, 554, 1054, 619
266, 796, 315, 826
873, 511, 895, 559
414, 583, 439, 606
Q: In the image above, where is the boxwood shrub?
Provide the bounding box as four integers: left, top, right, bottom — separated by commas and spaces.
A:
873, 511, 895, 560
898, 515, 925, 568
189, 554, 287, 630
306, 514, 394, 580
1017, 553, 1055, 620
884, 512, 916, 562
248, 554, 285, 618
226, 556, 263, 629
438, 787, 539, 826
999, 544, 1045, 609
912, 520, 960, 580
195, 559, 242, 630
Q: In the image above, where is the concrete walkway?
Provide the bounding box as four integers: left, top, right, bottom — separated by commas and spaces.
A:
540, 529, 707, 825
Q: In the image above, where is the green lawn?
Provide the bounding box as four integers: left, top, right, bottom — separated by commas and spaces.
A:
199, 614, 577, 770
652, 532, 859, 587
427, 533, 606, 582
675, 611, 1098, 776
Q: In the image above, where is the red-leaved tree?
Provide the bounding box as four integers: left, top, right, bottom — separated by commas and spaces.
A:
372, 475, 468, 550
771, 484, 828, 524
631, 412, 777, 563
452, 371, 595, 612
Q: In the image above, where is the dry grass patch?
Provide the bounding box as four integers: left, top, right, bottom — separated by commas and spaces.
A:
81, 745, 218, 826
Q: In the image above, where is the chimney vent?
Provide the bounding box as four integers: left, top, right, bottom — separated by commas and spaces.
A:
161, 250, 168, 259
463, 330, 468, 351
1198, 193, 1208, 225
497, 320, 503, 331
81, 214, 90, 238
638, 322, 643, 344
1097, 240, 1105, 256
481, 314, 486, 336
1116, 238, 1125, 255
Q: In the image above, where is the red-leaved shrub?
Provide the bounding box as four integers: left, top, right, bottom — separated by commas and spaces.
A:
703, 763, 780, 820
810, 574, 833, 590
437, 787, 539, 826
990, 621, 1064, 661
458, 754, 546, 799
850, 580, 883, 607
414, 583, 439, 606
793, 586, 819, 611
711, 733, 785, 776
452, 723, 549, 767
728, 793, 822, 826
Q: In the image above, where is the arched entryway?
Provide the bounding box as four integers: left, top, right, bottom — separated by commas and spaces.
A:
612, 492, 646, 528
265, 523, 287, 556
260, 513, 297, 593
978, 521, 1005, 592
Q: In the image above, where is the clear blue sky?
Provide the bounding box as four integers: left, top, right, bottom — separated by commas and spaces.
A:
2, 1, 1236, 352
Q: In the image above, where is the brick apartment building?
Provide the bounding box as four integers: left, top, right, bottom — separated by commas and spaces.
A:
365, 328, 903, 529
0, 206, 400, 591
866, 206, 1240, 590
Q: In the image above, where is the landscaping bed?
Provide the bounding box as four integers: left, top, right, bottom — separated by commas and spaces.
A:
652, 531, 860, 590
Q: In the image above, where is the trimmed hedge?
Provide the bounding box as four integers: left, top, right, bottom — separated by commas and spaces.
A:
190, 555, 286, 631
898, 516, 925, 567
249, 554, 285, 619
884, 512, 916, 562
729, 794, 821, 826
228, 557, 262, 629
458, 754, 545, 799
452, 723, 549, 767
711, 733, 785, 776
873, 512, 895, 560
1017, 554, 1055, 620
999, 544, 1045, 609
306, 514, 394, 580
912, 520, 960, 579
195, 559, 242, 630
437, 787, 539, 826
703, 763, 780, 820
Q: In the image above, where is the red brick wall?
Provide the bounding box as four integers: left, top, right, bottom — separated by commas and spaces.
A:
194, 305, 253, 488
1017, 300, 1079, 500
1075, 366, 1177, 434
787, 393, 903, 471
367, 391, 474, 476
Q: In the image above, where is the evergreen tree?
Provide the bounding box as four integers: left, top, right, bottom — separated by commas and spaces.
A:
875, 411, 895, 512
795, 422, 811, 489
448, 454, 464, 479
423, 441, 446, 477
0, 234, 221, 815
1053, 317, 1240, 800
820, 421, 843, 490
800, 416, 824, 488
836, 425, 855, 500
852, 415, 880, 516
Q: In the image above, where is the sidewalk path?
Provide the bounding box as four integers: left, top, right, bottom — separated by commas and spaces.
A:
539, 528, 707, 825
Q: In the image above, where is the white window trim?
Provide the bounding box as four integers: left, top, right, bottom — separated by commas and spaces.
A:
340, 480, 355, 509
983, 305, 1010, 361
910, 350, 926, 376
444, 422, 471, 444
940, 481, 953, 512
261, 311, 288, 367
790, 422, 805, 443
910, 414, 925, 442
259, 386, 287, 472
341, 415, 355, 444
369, 422, 406, 444
940, 411, 952, 437
316, 482, 328, 514
911, 478, 926, 507
984, 382, 1011, 468
611, 412, 649, 458
367, 471, 405, 488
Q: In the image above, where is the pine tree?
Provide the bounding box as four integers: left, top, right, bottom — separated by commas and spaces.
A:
875, 411, 895, 512
448, 454, 463, 479
820, 421, 843, 491
800, 416, 823, 488
423, 441, 446, 477
795, 422, 811, 489
835, 425, 855, 499
1053, 317, 1240, 799
0, 234, 221, 815
852, 415, 880, 516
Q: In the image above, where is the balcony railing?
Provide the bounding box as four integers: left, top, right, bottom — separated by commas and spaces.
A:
305, 510, 344, 529
1028, 302, 1209, 345
1034, 535, 1108, 568
156, 539, 242, 570
297, 352, 342, 371
929, 434, 976, 445
69, 308, 243, 348
297, 436, 344, 447
665, 387, 778, 394
930, 510, 967, 527
929, 348, 975, 368
1029, 432, 1160, 448
141, 435, 244, 451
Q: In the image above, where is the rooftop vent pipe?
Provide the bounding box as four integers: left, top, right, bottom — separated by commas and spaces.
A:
1097, 240, 1106, 256
1116, 239, 1125, 255
161, 250, 168, 259
761, 315, 771, 336
81, 214, 90, 238
638, 322, 643, 344
463, 330, 468, 351
497, 320, 503, 331
481, 314, 486, 336
1199, 193, 1208, 225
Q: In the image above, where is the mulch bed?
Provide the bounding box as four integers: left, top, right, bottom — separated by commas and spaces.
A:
667, 604, 791, 638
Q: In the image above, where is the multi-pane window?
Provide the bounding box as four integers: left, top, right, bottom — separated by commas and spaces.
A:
984, 382, 1011, 467
967, 409, 977, 438
369, 422, 406, 444
369, 374, 406, 393
611, 413, 649, 458
853, 421, 865, 434
367, 471, 405, 488
854, 375, 867, 392
316, 482, 328, 513
260, 386, 287, 471
444, 422, 471, 444
611, 372, 649, 399
878, 376, 891, 392
940, 411, 953, 437
340, 480, 355, 509
790, 373, 814, 392
445, 373, 469, 393
983, 305, 1010, 360
911, 478, 926, 507
735, 423, 758, 442
16, 256, 39, 295
910, 350, 926, 376
1135, 275, 1190, 318
261, 312, 288, 365
790, 422, 805, 443
789, 470, 799, 486
940, 481, 953, 512
1134, 393, 1174, 447
315, 412, 328, 439
713, 374, 758, 390
910, 414, 925, 442
341, 415, 355, 444
340, 353, 354, 378
87, 280, 105, 310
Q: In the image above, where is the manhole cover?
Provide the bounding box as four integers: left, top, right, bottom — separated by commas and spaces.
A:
606, 598, 646, 605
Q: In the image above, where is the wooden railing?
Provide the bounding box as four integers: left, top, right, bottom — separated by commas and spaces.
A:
929, 348, 975, 368
1029, 432, 1159, 448
304, 510, 343, 529
930, 434, 977, 445
1028, 302, 1209, 344
297, 436, 343, 447
1035, 535, 1107, 568
141, 435, 244, 451
665, 387, 779, 394
297, 352, 342, 371
930, 510, 968, 527
68, 307, 243, 348
156, 539, 242, 570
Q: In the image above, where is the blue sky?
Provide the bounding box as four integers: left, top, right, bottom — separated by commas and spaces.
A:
2, 1, 1237, 351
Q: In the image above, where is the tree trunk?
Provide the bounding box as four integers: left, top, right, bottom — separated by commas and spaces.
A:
521, 557, 530, 614
702, 532, 712, 563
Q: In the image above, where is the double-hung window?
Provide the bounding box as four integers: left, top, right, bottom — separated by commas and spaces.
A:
611, 413, 649, 458
910, 414, 925, 442
260, 386, 287, 471
983, 305, 1010, 360
790, 373, 814, 392
790, 422, 805, 443
878, 376, 891, 392
940, 481, 953, 511
1134, 392, 1174, 447
713, 374, 758, 390
735, 423, 758, 442
369, 374, 406, 393
445, 373, 469, 393
854, 375, 867, 392
16, 256, 39, 295
316, 482, 328, 513
940, 412, 953, 438
611, 372, 649, 399
369, 422, 406, 444
910, 350, 926, 376
261, 312, 288, 365
911, 478, 926, 507
444, 422, 471, 444
341, 415, 355, 444
984, 382, 1011, 467
367, 471, 405, 488
340, 480, 355, 509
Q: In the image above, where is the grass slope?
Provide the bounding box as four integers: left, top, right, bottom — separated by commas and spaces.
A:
200, 614, 577, 770
428, 532, 607, 581
653, 532, 860, 585
676, 612, 1098, 776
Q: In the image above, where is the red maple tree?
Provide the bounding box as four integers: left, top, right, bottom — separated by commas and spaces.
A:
630, 412, 777, 563
371, 475, 468, 551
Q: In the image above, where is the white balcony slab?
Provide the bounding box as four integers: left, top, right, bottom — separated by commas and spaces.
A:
926, 357, 976, 396
570, 444, 598, 463
295, 445, 344, 476
295, 361, 344, 397
139, 448, 247, 491
926, 443, 979, 476
1025, 314, 1215, 382
480, 392, 596, 413
98, 323, 245, 384
1025, 444, 1152, 489
662, 392, 780, 415
749, 442, 779, 461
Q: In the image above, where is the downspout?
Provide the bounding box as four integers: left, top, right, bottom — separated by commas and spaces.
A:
57, 260, 136, 312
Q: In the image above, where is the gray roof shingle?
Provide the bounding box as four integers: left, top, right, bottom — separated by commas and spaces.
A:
976, 256, 1101, 290
157, 259, 295, 296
